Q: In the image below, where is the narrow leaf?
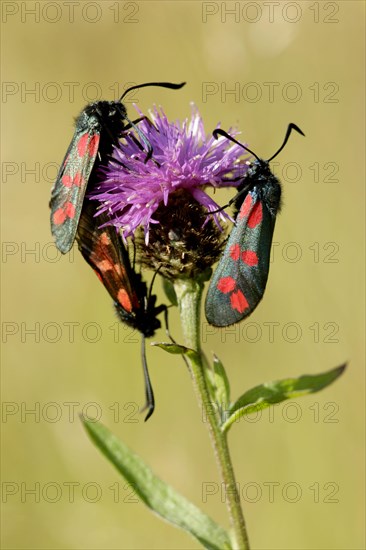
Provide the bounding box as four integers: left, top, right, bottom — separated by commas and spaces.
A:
212, 354, 231, 409
162, 278, 178, 306
82, 419, 231, 550
152, 342, 198, 359
222, 364, 347, 433
205, 355, 231, 425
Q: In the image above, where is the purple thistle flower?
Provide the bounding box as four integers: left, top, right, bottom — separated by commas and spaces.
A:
88, 104, 248, 243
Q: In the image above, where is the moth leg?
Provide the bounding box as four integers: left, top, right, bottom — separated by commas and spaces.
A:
163, 305, 176, 344
123, 115, 157, 132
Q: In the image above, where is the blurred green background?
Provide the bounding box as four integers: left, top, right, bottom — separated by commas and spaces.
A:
1, 1, 365, 549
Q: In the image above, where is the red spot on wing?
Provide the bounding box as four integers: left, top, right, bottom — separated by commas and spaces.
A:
100, 232, 111, 245
247, 201, 263, 228
241, 250, 258, 266
96, 259, 114, 273
77, 133, 99, 158
77, 133, 89, 157
217, 277, 236, 294
88, 135, 99, 157
62, 175, 72, 187
53, 208, 66, 225
52, 202, 75, 225
74, 172, 84, 186
62, 172, 84, 188
239, 194, 253, 219
230, 290, 249, 313
64, 202, 76, 219
117, 288, 133, 312
229, 243, 241, 261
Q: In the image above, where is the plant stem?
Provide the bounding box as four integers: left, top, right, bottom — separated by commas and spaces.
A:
174, 278, 250, 550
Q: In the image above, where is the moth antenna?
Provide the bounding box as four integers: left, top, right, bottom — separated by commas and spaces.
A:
119, 81, 186, 102
120, 83, 185, 161
140, 336, 155, 421
267, 123, 305, 162
213, 129, 261, 162
214, 124, 305, 164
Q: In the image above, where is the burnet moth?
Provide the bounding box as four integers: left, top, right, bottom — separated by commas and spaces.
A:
205, 123, 305, 327
76, 201, 166, 420
50, 81, 185, 255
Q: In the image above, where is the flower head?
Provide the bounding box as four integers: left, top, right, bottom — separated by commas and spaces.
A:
88, 104, 249, 279
90, 105, 247, 237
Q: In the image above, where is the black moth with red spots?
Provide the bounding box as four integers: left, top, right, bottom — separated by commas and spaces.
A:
76, 201, 166, 420
205, 124, 305, 327
50, 81, 185, 254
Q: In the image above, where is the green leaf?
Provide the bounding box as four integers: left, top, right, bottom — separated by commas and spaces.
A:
205, 355, 231, 425
82, 419, 231, 550
152, 342, 200, 361
212, 354, 231, 409
162, 278, 178, 306
222, 364, 347, 433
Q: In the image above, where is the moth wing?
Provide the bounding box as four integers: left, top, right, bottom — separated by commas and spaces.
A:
235, 199, 274, 312
205, 221, 248, 327
205, 194, 275, 327
50, 127, 100, 254
76, 203, 139, 315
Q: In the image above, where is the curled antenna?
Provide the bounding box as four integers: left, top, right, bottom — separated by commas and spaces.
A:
213, 128, 261, 161
120, 81, 185, 102
267, 123, 305, 161
119, 82, 185, 161
213, 123, 305, 162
